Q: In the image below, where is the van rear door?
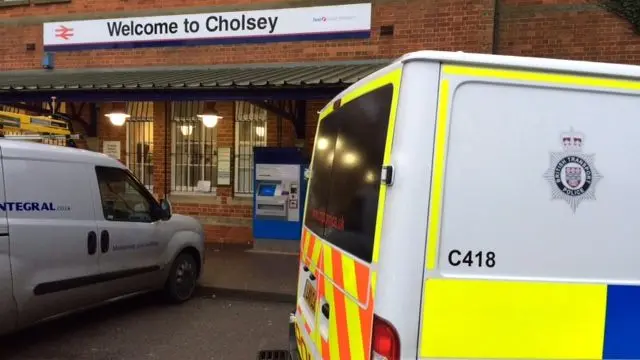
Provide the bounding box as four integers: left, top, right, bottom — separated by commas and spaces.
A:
0, 146, 15, 334
296, 70, 400, 360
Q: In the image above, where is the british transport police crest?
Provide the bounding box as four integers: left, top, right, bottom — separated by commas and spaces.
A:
543, 127, 603, 213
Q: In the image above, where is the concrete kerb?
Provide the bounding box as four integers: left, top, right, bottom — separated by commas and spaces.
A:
195, 285, 296, 304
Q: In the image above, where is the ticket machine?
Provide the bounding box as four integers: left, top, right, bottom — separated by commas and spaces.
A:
253, 147, 307, 241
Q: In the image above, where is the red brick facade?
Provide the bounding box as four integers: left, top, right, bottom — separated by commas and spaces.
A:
1, 0, 639, 246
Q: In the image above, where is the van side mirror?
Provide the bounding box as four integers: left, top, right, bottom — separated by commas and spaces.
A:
159, 198, 172, 220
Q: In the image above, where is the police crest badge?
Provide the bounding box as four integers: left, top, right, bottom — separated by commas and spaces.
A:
543, 127, 603, 213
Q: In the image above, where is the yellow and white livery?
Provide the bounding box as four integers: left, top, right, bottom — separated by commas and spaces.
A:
282, 50, 640, 360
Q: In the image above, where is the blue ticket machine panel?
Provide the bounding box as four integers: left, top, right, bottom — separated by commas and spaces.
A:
253, 147, 307, 241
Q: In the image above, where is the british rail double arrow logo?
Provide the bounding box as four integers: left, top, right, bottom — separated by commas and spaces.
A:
54, 25, 74, 40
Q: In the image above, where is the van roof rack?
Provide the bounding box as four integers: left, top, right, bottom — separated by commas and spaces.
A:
0, 134, 81, 140
0, 110, 82, 146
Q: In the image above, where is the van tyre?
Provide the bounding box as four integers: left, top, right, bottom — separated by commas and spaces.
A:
164, 252, 198, 304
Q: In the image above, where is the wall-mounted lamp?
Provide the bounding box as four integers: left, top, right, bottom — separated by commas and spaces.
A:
105, 102, 129, 126
255, 126, 265, 137
197, 101, 222, 128
180, 125, 194, 136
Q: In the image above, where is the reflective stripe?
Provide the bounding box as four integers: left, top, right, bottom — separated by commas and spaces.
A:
305, 231, 316, 262
322, 246, 342, 360
298, 305, 313, 336
311, 237, 322, 272
316, 245, 328, 360
603, 285, 640, 359
321, 338, 330, 360
425, 79, 450, 270
370, 272, 377, 302
420, 279, 607, 359
342, 256, 365, 360
372, 68, 402, 265
443, 65, 640, 92
302, 228, 311, 262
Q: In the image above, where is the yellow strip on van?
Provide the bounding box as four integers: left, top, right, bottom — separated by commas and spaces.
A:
444, 65, 640, 92
425, 79, 450, 270
421, 278, 608, 359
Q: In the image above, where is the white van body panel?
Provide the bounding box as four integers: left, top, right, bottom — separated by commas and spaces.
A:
432, 75, 640, 282
4, 154, 103, 326
0, 235, 15, 334
161, 218, 206, 265
0, 140, 127, 168
0, 140, 204, 336
0, 145, 16, 334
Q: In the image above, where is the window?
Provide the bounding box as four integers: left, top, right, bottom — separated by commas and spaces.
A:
125, 102, 154, 190
95, 166, 158, 223
170, 101, 218, 194
234, 101, 267, 196
304, 84, 394, 263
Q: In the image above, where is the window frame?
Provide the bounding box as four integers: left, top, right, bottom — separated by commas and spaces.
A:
95, 165, 161, 223
170, 114, 218, 195
124, 102, 154, 192
233, 101, 268, 197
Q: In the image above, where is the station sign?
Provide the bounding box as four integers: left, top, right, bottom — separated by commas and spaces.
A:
43, 3, 372, 52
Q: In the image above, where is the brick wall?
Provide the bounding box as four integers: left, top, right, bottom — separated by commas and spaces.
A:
0, 0, 495, 70
497, 0, 640, 63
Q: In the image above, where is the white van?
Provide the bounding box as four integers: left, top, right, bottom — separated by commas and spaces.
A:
271, 50, 640, 360
0, 140, 205, 336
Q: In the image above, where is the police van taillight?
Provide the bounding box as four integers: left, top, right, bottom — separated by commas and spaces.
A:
371, 315, 400, 360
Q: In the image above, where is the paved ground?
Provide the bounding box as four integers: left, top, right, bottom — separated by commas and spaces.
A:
200, 248, 299, 301
0, 293, 293, 360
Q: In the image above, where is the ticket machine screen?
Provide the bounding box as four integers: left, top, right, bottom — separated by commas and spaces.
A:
258, 183, 277, 197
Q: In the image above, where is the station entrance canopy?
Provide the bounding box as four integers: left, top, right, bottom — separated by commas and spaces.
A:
0, 60, 388, 103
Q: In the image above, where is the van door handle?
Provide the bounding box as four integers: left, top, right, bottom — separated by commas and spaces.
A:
100, 230, 110, 253
87, 231, 97, 255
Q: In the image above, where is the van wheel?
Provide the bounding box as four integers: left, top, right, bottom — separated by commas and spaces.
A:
164, 252, 198, 304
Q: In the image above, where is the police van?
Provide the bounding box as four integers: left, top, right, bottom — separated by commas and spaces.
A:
0, 140, 204, 336
270, 50, 640, 360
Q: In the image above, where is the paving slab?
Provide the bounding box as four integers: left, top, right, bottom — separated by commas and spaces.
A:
198, 248, 299, 303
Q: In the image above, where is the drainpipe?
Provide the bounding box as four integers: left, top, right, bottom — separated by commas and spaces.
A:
492, 0, 501, 54
164, 101, 169, 198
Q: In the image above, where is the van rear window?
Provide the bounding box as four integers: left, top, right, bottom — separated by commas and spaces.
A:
304, 84, 394, 263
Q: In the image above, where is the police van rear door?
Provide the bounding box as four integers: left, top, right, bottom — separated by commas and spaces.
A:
297, 69, 400, 360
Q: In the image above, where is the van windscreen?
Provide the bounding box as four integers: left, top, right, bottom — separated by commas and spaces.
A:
304, 84, 394, 263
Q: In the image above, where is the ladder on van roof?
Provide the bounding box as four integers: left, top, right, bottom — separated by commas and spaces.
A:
0, 110, 81, 147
